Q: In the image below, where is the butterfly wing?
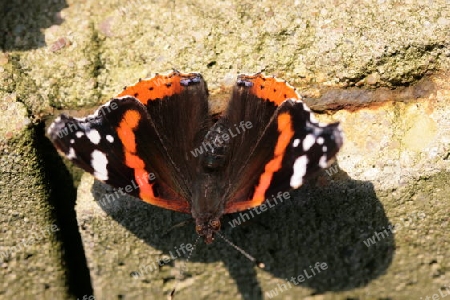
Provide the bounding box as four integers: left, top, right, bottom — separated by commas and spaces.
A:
221, 74, 343, 213
48, 71, 210, 213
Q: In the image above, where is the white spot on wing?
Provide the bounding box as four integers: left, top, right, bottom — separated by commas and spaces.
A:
91, 150, 108, 180
319, 155, 329, 168
322, 145, 328, 152
302, 135, 315, 151
317, 137, 324, 144
293, 139, 300, 147
70, 139, 74, 144
67, 148, 77, 159
86, 129, 101, 144
76, 131, 84, 138
290, 155, 308, 188
106, 135, 114, 143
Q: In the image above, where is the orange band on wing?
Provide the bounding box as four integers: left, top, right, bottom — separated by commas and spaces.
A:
135, 169, 156, 199
117, 73, 185, 105
244, 74, 300, 105
124, 152, 145, 169
225, 113, 294, 212
117, 110, 140, 152
116, 110, 158, 202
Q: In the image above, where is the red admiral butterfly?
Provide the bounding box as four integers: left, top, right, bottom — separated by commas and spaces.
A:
48, 70, 343, 244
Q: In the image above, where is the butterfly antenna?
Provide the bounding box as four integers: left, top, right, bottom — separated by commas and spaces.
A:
216, 231, 265, 269
169, 235, 201, 300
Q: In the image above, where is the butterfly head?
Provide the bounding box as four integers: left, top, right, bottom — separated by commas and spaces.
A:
195, 218, 221, 244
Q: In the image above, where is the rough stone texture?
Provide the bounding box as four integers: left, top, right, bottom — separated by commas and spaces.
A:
0, 96, 69, 298
1, 0, 449, 299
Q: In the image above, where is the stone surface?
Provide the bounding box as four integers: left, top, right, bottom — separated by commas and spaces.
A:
0, 96, 69, 298
1, 0, 449, 299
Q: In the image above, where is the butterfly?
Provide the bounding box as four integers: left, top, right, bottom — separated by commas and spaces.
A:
48, 70, 343, 244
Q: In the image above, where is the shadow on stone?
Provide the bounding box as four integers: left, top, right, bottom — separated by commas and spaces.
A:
248, 176, 394, 294
0, 0, 67, 51
35, 123, 93, 298
94, 164, 393, 299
